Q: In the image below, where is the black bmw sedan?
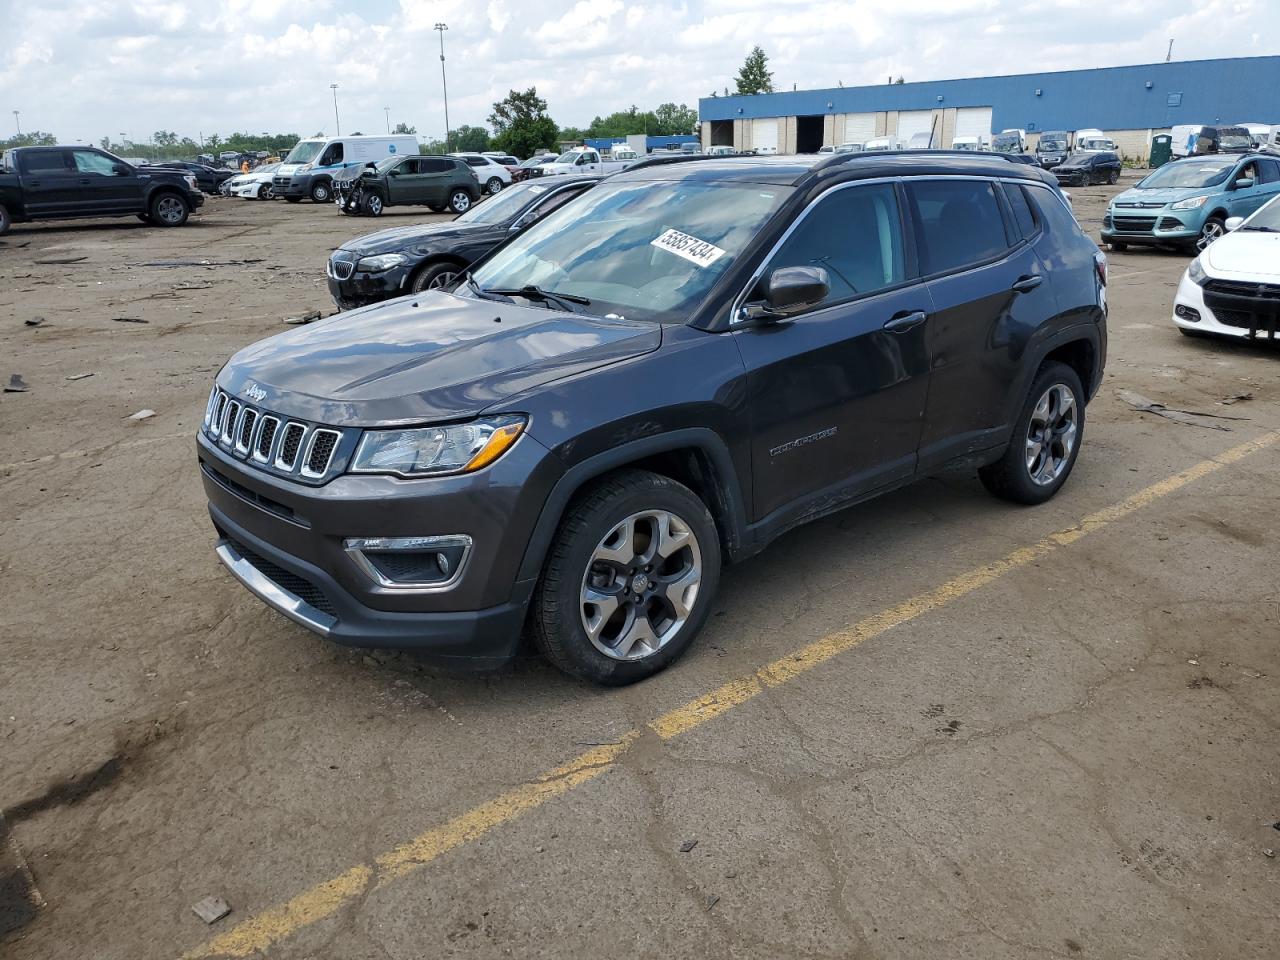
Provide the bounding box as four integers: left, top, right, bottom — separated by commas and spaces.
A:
326, 177, 601, 309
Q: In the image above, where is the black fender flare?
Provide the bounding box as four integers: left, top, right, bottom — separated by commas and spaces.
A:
514, 427, 749, 584
1003, 320, 1103, 427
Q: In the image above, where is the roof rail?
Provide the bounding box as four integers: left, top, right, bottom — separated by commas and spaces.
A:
624, 153, 724, 172
815, 148, 1034, 170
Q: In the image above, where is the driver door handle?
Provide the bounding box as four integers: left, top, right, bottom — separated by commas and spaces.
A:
883, 310, 928, 333
1012, 274, 1043, 293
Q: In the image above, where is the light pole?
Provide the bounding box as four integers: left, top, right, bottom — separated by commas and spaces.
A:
12, 110, 20, 136
434, 23, 451, 152
384, 106, 391, 134
330, 83, 340, 135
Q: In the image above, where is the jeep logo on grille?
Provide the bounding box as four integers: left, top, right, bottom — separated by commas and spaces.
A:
242, 382, 267, 403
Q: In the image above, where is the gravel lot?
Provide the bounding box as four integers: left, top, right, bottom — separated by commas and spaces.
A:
2, 175, 1278, 959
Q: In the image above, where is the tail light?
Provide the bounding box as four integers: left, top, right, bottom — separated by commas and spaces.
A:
1094, 253, 1107, 286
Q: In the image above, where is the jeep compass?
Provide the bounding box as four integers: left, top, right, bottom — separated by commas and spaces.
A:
198, 151, 1107, 685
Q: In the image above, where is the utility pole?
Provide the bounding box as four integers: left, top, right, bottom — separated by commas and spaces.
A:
330, 83, 340, 135
435, 23, 451, 152
12, 110, 20, 136
384, 106, 391, 134
1166, 39, 1174, 62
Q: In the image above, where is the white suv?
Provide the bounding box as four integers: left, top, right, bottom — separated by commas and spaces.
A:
449, 153, 512, 195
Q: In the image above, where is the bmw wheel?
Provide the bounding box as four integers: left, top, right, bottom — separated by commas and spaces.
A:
409, 262, 461, 293
532, 470, 720, 685
257, 183, 271, 200
979, 361, 1084, 505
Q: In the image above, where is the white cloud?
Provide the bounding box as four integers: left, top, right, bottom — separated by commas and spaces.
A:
0, 0, 1275, 145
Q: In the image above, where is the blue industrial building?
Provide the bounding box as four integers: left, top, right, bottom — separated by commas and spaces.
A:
583, 134, 700, 152
698, 56, 1280, 158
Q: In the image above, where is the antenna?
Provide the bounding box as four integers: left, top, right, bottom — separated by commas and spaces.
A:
1165, 39, 1173, 62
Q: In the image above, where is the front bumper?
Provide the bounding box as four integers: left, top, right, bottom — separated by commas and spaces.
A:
1173, 272, 1280, 339
199, 429, 564, 663
274, 173, 311, 199
326, 261, 416, 309
1102, 208, 1198, 245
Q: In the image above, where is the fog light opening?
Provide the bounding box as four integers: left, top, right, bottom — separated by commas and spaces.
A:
344, 535, 472, 589
1175, 304, 1201, 323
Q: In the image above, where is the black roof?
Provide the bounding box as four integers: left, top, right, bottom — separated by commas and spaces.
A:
617, 150, 1057, 189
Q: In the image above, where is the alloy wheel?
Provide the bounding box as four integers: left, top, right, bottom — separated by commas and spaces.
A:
579, 510, 703, 661
427, 270, 458, 290
156, 196, 185, 224
1196, 220, 1224, 251
486, 178, 503, 195
1025, 383, 1078, 486
451, 192, 471, 212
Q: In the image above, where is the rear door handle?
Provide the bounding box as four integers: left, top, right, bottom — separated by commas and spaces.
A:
79, 178, 92, 185
883, 310, 928, 333
1012, 275, 1043, 293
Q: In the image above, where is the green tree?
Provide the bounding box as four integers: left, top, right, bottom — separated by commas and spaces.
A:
392, 122, 417, 135
419, 138, 447, 155
0, 131, 57, 150
558, 126, 585, 143
585, 106, 658, 139
450, 125, 491, 152
487, 88, 559, 158
153, 130, 179, 147
653, 103, 698, 136
735, 45, 773, 95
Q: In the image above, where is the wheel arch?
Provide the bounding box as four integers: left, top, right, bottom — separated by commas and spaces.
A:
405, 254, 470, 289
515, 428, 749, 585
1001, 323, 1102, 433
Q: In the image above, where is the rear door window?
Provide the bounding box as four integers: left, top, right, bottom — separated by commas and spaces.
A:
1253, 158, 1279, 184
764, 182, 906, 307
907, 179, 1010, 275
420, 158, 453, 174
21, 150, 71, 174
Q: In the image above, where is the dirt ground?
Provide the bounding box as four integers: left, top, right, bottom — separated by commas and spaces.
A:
2, 176, 1278, 960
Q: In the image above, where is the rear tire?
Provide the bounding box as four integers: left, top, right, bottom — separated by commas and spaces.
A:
979, 361, 1085, 505
448, 190, 473, 214
1107, 169, 1119, 185
149, 192, 190, 227
485, 177, 503, 195
409, 261, 461, 293
532, 470, 721, 685
0, 204, 10, 236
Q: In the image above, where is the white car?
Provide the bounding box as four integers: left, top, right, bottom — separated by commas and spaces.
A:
540, 147, 641, 177
449, 153, 512, 195
1173, 195, 1280, 341
226, 163, 282, 200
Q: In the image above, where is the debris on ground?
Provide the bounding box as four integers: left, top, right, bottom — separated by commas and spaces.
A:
679, 839, 698, 853
5, 374, 30, 393
24, 316, 45, 327
705, 895, 720, 911
0, 813, 46, 936
112, 317, 149, 324
1218, 392, 1253, 405
190, 896, 231, 924
283, 309, 322, 326
136, 258, 263, 268
1265, 849, 1275, 859
65, 373, 95, 381
1116, 390, 1245, 431
173, 282, 213, 291
35, 255, 87, 265
127, 409, 156, 421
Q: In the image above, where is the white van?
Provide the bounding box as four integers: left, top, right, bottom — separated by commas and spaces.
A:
273, 134, 419, 203
951, 135, 985, 151
1074, 128, 1116, 152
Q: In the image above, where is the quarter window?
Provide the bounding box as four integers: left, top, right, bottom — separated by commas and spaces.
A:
908, 179, 1010, 275
1004, 183, 1038, 239
764, 183, 906, 306
1024, 183, 1079, 238
420, 158, 453, 173
1257, 158, 1280, 184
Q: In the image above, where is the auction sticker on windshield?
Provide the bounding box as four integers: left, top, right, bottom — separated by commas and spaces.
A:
651, 228, 727, 267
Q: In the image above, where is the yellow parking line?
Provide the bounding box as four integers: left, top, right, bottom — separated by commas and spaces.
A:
182, 430, 1278, 959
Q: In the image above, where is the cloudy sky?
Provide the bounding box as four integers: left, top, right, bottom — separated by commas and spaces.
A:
0, 0, 1275, 144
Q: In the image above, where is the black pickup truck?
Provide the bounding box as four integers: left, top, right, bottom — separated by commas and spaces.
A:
0, 145, 204, 235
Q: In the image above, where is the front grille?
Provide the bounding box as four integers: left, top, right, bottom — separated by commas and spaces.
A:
1112, 216, 1156, 233
202, 389, 345, 482
277, 423, 306, 470
1157, 217, 1184, 231
1114, 201, 1165, 209
202, 463, 300, 525
303, 430, 340, 477
224, 535, 336, 616
1203, 279, 1280, 337
328, 256, 355, 281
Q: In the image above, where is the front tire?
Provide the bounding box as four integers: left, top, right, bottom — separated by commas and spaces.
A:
1107, 169, 1119, 185
149, 192, 190, 227
409, 261, 461, 293
309, 180, 332, 203
257, 183, 271, 200
448, 190, 473, 214
1196, 216, 1226, 252
363, 193, 384, 216
485, 177, 503, 195
532, 470, 721, 685
0, 204, 10, 236
979, 361, 1085, 505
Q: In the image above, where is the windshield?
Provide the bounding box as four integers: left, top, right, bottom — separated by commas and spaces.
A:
555, 151, 585, 164
456, 181, 551, 224
1217, 133, 1252, 150
992, 136, 1020, 152
1060, 152, 1095, 167
375, 156, 404, 172
1039, 138, 1067, 151
1138, 158, 1236, 189
284, 141, 324, 164
1243, 196, 1280, 231
470, 179, 790, 323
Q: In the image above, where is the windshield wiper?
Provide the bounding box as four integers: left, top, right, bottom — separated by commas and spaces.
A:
483, 285, 591, 311
463, 271, 504, 302
1241, 225, 1279, 233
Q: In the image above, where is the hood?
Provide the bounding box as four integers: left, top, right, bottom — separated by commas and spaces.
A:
1203, 231, 1280, 278
1111, 186, 1202, 207
219, 291, 662, 425
337, 220, 489, 256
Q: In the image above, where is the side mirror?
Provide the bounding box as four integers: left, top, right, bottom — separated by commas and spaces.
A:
1225, 216, 1245, 232
113, 163, 131, 176
388, 168, 399, 176
1234, 177, 1255, 190
740, 266, 830, 323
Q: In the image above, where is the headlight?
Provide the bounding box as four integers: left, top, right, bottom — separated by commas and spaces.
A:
1170, 195, 1208, 211
350, 415, 526, 478
1187, 257, 1207, 285
356, 253, 408, 272
185, 175, 198, 188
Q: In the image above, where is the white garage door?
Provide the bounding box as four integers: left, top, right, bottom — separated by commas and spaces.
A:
897, 110, 936, 144
841, 112, 877, 143
752, 118, 779, 153
954, 107, 993, 143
